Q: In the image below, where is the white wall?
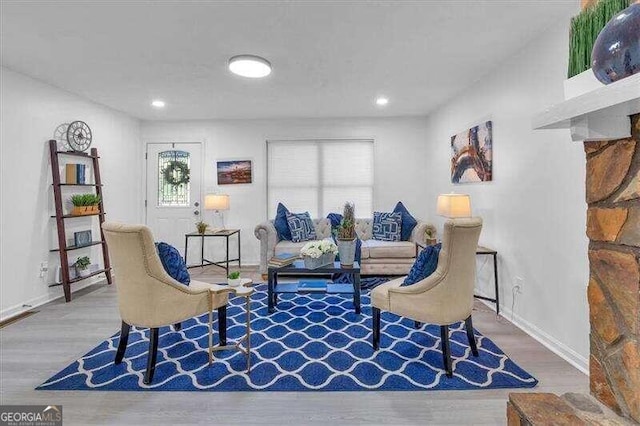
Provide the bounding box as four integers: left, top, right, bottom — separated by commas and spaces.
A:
423, 20, 589, 370
1, 15, 588, 372
141, 117, 430, 265
141, 21, 590, 370
0, 67, 142, 319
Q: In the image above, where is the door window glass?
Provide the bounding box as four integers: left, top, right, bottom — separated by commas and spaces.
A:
158, 150, 190, 206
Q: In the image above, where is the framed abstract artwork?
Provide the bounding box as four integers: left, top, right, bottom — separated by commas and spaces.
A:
451, 121, 493, 183
216, 160, 252, 185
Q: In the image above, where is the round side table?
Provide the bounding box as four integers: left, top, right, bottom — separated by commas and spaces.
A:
208, 278, 253, 372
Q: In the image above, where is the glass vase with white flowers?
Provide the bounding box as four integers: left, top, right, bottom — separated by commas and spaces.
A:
300, 240, 338, 269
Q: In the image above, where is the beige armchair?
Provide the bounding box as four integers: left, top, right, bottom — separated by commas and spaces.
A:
371, 218, 483, 377
102, 222, 232, 384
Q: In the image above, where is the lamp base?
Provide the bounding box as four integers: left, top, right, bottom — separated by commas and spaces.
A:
213, 210, 226, 231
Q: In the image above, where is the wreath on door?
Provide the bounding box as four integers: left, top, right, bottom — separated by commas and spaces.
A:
162, 160, 190, 186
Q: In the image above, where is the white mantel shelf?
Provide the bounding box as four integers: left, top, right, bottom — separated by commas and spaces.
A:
533, 73, 640, 142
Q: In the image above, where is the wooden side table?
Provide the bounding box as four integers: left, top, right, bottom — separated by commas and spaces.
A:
208, 278, 253, 373
184, 229, 241, 274
475, 246, 500, 316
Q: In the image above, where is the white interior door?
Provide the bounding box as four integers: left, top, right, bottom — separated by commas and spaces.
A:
145, 143, 202, 255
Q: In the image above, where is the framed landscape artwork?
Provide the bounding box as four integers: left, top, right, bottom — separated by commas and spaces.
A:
217, 160, 252, 185
451, 121, 493, 183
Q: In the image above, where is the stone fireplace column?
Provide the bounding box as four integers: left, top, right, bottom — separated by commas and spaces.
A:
586, 115, 640, 422
508, 116, 640, 424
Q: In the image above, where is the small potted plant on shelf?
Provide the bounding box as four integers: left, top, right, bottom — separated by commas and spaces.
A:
195, 220, 208, 234
70, 194, 101, 216
75, 256, 92, 277
425, 227, 437, 246
227, 271, 242, 287
300, 240, 338, 269
335, 202, 357, 267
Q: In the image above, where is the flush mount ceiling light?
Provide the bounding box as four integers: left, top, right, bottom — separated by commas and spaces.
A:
228, 55, 272, 78
151, 100, 165, 108
375, 96, 389, 106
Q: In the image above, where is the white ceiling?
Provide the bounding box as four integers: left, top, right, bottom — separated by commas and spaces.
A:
1, 1, 578, 120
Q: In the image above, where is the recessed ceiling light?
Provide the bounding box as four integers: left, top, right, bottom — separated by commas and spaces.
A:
376, 97, 389, 106
228, 55, 272, 78
151, 100, 165, 108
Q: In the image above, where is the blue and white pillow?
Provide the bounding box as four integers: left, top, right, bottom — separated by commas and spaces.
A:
372, 211, 402, 242
155, 242, 190, 286
402, 243, 441, 286
286, 212, 317, 243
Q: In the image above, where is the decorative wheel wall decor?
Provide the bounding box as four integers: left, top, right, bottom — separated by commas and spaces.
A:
66, 121, 93, 152
53, 123, 71, 150
53, 121, 93, 152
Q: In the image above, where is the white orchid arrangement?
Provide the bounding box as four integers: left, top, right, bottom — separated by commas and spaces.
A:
300, 240, 338, 259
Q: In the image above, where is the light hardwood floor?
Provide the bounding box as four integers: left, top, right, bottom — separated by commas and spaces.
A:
0, 267, 588, 425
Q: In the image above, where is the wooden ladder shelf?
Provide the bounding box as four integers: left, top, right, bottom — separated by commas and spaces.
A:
48, 139, 112, 302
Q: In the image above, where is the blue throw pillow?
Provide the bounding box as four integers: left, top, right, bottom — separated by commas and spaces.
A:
286, 212, 317, 243
372, 211, 402, 241
155, 242, 190, 285
274, 203, 292, 241
327, 213, 343, 229
394, 201, 418, 241
402, 243, 441, 286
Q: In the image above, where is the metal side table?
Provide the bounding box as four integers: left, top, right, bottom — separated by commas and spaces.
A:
208, 278, 253, 373
185, 229, 241, 274
416, 242, 500, 316
475, 246, 500, 316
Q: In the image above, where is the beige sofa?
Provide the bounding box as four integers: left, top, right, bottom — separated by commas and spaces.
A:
254, 218, 436, 276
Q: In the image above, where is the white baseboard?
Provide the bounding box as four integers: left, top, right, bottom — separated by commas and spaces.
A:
0, 278, 104, 322
481, 299, 588, 375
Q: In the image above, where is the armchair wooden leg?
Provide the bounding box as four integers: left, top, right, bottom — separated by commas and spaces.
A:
440, 325, 453, 377
173, 322, 182, 331
218, 305, 227, 346
144, 328, 159, 385
464, 315, 479, 357
372, 307, 381, 351
114, 321, 131, 364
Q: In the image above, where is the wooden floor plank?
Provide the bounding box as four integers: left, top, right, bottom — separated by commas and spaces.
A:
0, 267, 588, 425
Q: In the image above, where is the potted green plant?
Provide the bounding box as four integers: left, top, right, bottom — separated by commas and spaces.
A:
195, 220, 208, 234
425, 227, 437, 246
227, 271, 242, 287
335, 202, 357, 268
75, 256, 92, 277
70, 194, 101, 216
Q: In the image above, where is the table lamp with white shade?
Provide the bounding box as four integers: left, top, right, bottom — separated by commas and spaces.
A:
205, 194, 230, 231
436, 193, 472, 218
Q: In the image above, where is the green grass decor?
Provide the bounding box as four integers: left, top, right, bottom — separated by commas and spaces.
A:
71, 193, 101, 206
568, 0, 632, 78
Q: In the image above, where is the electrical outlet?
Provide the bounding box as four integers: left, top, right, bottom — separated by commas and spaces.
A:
514, 276, 524, 293
39, 261, 48, 278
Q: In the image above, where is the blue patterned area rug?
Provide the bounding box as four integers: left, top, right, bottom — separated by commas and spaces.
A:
37, 284, 537, 392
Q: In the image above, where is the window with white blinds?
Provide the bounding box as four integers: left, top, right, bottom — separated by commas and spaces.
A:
267, 139, 374, 219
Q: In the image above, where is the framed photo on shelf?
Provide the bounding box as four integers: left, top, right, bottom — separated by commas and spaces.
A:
216, 160, 252, 185
74, 230, 92, 247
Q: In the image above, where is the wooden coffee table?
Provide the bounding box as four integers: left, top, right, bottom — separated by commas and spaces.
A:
267, 260, 361, 314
